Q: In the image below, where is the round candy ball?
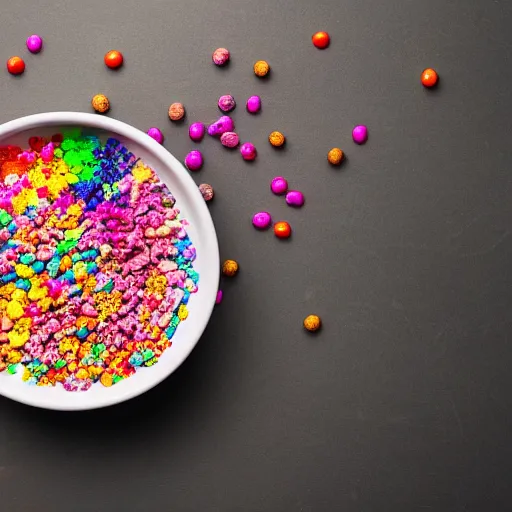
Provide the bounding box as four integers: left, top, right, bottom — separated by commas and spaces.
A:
218, 94, 236, 112
212, 48, 230, 66
352, 125, 368, 145
104, 50, 123, 69
421, 68, 438, 88
286, 190, 305, 207
240, 142, 257, 161
312, 31, 330, 49
270, 176, 288, 195
220, 132, 239, 148
274, 221, 291, 239
189, 122, 205, 142
147, 127, 164, 144
91, 94, 110, 113
7, 56, 25, 75
269, 131, 285, 147
252, 211, 272, 230
168, 102, 185, 121
26, 35, 43, 54
222, 259, 239, 277
246, 95, 261, 114
254, 60, 270, 77
303, 314, 321, 332
327, 148, 344, 165
215, 290, 223, 304
185, 150, 203, 171
199, 183, 214, 201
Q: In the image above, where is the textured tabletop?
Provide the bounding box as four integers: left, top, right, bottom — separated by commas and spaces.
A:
1, 0, 512, 510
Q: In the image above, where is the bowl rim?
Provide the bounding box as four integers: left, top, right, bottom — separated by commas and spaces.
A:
0, 112, 219, 410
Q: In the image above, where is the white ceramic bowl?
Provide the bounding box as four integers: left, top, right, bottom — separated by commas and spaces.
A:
0, 112, 219, 410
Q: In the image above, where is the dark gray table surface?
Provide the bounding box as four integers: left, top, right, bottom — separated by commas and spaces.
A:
1, 0, 512, 510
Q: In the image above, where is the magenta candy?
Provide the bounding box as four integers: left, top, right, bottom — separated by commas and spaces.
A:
246, 95, 261, 114
220, 132, 239, 148
216, 290, 223, 304
252, 211, 272, 229
147, 127, 164, 144
185, 150, 203, 171
218, 94, 236, 112
189, 122, 205, 142
285, 190, 305, 207
352, 125, 368, 144
270, 176, 288, 195
26, 34, 43, 53
240, 142, 257, 161
212, 48, 230, 66
208, 116, 235, 137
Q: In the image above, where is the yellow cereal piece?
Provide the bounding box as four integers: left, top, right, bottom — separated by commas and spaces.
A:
6, 349, 22, 362
0, 283, 16, 298
132, 163, 153, 183
11, 289, 27, 303
14, 264, 34, 279
177, 304, 188, 321
22, 367, 31, 381
303, 314, 322, 332
6, 301, 24, 320
100, 372, 113, 387
67, 361, 78, 373
75, 368, 89, 380
28, 282, 48, 301
37, 377, 50, 386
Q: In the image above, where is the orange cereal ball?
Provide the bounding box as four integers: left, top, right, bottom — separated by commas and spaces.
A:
168, 102, 185, 121
421, 68, 438, 88
254, 60, 270, 77
303, 314, 321, 332
222, 259, 239, 277
327, 148, 344, 165
91, 94, 110, 113
104, 50, 124, 69
269, 131, 285, 147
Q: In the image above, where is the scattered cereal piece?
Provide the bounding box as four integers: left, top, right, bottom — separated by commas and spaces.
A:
240, 142, 257, 161
246, 95, 261, 114
208, 116, 234, 137
216, 290, 223, 304
252, 212, 272, 230
254, 60, 270, 77
104, 50, 124, 69
274, 221, 291, 239
26, 35, 43, 54
303, 314, 321, 332
185, 150, 203, 171
147, 127, 164, 144
218, 94, 236, 112
270, 176, 288, 195
91, 94, 110, 113
352, 125, 368, 145
312, 31, 330, 49
7, 56, 25, 75
199, 183, 214, 201
168, 102, 185, 121
189, 122, 205, 142
421, 68, 438, 88
222, 259, 239, 277
285, 191, 304, 207
220, 132, 239, 148
327, 148, 344, 165
269, 131, 285, 147
212, 48, 230, 66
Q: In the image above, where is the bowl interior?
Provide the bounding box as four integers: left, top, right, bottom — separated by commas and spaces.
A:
0, 113, 219, 410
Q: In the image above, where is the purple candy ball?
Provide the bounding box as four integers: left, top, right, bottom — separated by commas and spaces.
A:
216, 289, 223, 304
208, 116, 235, 136
285, 190, 305, 207
240, 142, 257, 161
26, 34, 43, 54
212, 48, 230, 66
218, 94, 236, 112
189, 122, 205, 142
270, 176, 288, 195
147, 127, 164, 144
185, 150, 203, 171
246, 95, 261, 114
220, 131, 240, 148
352, 125, 368, 145
252, 211, 272, 230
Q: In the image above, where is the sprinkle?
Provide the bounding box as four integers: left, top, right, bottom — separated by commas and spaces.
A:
269, 131, 285, 147
212, 48, 230, 66
352, 125, 368, 145
252, 212, 272, 230
240, 142, 257, 161
246, 95, 261, 114
147, 127, 164, 144
218, 95, 236, 112
91, 94, 110, 114
189, 123, 205, 142
222, 260, 239, 277
254, 60, 270, 77
104, 50, 124, 69
327, 148, 344, 165
270, 176, 288, 195
199, 183, 214, 201
185, 150, 203, 171
7, 56, 25, 75
215, 290, 223, 304
274, 221, 291, 239
168, 103, 185, 121
26, 35, 43, 54
303, 314, 321, 332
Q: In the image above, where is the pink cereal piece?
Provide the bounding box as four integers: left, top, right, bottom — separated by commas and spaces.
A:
220, 132, 239, 148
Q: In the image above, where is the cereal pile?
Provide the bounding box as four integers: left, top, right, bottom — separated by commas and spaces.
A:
0, 132, 198, 390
